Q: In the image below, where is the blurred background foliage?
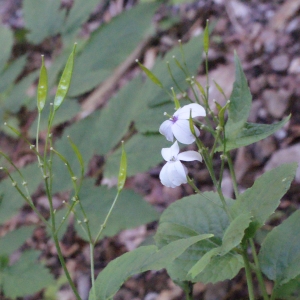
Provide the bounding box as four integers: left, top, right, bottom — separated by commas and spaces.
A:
0, 0, 208, 298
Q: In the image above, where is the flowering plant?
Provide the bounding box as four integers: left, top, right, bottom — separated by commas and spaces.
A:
94, 22, 299, 300
0, 19, 298, 300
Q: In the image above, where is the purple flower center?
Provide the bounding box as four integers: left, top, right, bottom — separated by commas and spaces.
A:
171, 116, 178, 124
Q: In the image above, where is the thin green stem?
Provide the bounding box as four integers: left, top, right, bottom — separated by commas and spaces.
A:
242, 246, 255, 300
185, 282, 193, 300
202, 150, 233, 221
270, 282, 278, 300
250, 239, 270, 300
53, 232, 81, 300
218, 156, 226, 191
90, 244, 96, 300
210, 128, 221, 159
94, 191, 120, 244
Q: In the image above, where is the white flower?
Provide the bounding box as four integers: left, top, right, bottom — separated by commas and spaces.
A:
159, 141, 202, 188
159, 103, 206, 144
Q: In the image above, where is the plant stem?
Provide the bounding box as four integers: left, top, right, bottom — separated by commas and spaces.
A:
90, 243, 96, 300
46, 179, 81, 299
250, 239, 270, 300
53, 232, 81, 300
242, 246, 255, 300
94, 191, 120, 244
226, 153, 259, 300
185, 282, 194, 300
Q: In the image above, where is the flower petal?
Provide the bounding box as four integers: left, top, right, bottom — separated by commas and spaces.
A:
172, 119, 196, 144
159, 120, 174, 142
174, 103, 206, 119
167, 160, 187, 186
169, 141, 180, 157
161, 147, 172, 161
159, 162, 177, 188
178, 151, 202, 162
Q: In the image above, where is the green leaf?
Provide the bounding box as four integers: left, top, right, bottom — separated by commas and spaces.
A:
118, 142, 127, 192
62, 0, 100, 36
218, 116, 290, 152
91, 234, 213, 300
154, 192, 243, 283
188, 212, 251, 279
258, 210, 300, 286
0, 56, 27, 94
0, 26, 13, 73
74, 180, 159, 241
37, 56, 48, 112
225, 53, 252, 141
1, 250, 54, 298
54, 44, 76, 111
272, 275, 300, 300
0, 225, 36, 256
23, 0, 65, 44
231, 163, 297, 231
69, 2, 159, 96
3, 71, 39, 113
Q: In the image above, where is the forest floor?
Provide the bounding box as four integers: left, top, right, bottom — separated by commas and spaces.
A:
1, 0, 300, 299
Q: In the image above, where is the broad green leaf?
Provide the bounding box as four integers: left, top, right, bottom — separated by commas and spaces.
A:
231, 163, 297, 231
218, 116, 290, 152
37, 56, 48, 112
0, 55, 27, 94
91, 234, 213, 300
23, 0, 65, 44
0, 27, 13, 73
187, 212, 251, 278
3, 71, 39, 113
225, 53, 252, 140
258, 210, 300, 286
74, 180, 159, 241
118, 142, 127, 191
0, 225, 36, 256
154, 192, 243, 283
54, 44, 76, 111
188, 248, 220, 278
69, 2, 159, 96
272, 275, 300, 300
62, 0, 100, 36
220, 212, 252, 254
1, 250, 54, 298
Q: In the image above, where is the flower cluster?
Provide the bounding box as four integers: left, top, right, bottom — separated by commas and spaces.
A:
159, 103, 206, 188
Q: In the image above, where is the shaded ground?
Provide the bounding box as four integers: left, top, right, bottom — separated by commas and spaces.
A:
1, 0, 300, 299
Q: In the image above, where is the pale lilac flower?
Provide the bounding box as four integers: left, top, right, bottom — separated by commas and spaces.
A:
159, 141, 202, 188
159, 103, 206, 144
